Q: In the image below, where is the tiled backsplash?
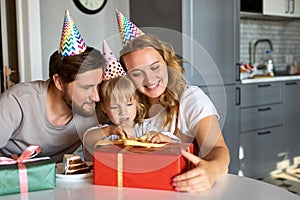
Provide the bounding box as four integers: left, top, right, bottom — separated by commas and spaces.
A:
240, 19, 300, 70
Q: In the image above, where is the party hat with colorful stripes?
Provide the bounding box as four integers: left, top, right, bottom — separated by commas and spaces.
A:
115, 9, 144, 46
58, 10, 87, 56
102, 40, 126, 80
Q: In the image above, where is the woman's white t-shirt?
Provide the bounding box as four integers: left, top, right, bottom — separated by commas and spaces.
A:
145, 85, 219, 141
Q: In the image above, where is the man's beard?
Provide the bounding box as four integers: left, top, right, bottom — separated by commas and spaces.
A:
62, 88, 95, 118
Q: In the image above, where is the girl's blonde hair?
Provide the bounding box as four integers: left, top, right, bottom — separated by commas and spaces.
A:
96, 76, 146, 125
120, 34, 186, 134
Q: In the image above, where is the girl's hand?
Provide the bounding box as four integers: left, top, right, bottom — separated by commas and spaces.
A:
115, 124, 135, 138
146, 132, 172, 143
109, 125, 126, 138
172, 149, 218, 193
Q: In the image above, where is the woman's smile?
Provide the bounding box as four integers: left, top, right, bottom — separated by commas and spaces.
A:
144, 81, 160, 91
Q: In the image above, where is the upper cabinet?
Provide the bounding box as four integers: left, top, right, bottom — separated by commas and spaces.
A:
241, 0, 300, 18
263, 0, 300, 17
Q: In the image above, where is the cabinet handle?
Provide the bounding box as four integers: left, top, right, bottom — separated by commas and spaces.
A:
236, 63, 241, 81
258, 107, 271, 112
258, 130, 271, 135
236, 87, 240, 105
258, 84, 271, 88
290, 0, 295, 14
285, 0, 290, 13
285, 81, 297, 86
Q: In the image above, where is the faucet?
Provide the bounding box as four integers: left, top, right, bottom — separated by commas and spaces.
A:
253, 39, 273, 63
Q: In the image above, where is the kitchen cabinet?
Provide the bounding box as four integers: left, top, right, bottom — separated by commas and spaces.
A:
239, 82, 282, 107
240, 104, 283, 132
239, 82, 285, 178
201, 85, 240, 174
283, 80, 300, 163
239, 126, 284, 178
263, 0, 300, 17
182, 0, 240, 86
239, 82, 283, 132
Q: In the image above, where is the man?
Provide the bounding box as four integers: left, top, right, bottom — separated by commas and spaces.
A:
0, 10, 105, 162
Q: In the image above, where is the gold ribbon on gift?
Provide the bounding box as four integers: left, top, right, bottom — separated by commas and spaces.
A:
95, 133, 170, 149
186, 145, 191, 170
117, 146, 131, 187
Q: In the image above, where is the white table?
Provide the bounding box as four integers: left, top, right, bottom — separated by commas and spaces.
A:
1, 174, 299, 200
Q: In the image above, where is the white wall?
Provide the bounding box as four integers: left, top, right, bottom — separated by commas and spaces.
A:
15, 0, 43, 82
18, 0, 129, 81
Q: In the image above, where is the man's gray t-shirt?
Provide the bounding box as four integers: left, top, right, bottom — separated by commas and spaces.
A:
0, 80, 98, 162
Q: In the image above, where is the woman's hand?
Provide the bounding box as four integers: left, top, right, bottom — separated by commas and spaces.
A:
172, 115, 229, 192
146, 132, 172, 143
172, 149, 219, 193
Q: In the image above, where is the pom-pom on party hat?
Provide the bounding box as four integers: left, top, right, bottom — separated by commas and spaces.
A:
102, 40, 126, 80
58, 10, 87, 56
115, 9, 144, 46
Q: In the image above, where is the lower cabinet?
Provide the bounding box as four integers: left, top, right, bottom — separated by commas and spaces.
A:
199, 79, 300, 178
283, 80, 300, 164
239, 82, 285, 178
239, 126, 284, 178
240, 103, 283, 132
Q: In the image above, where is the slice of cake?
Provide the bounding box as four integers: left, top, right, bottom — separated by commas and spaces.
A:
63, 154, 91, 175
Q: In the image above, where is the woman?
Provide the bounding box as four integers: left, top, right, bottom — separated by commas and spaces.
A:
119, 34, 230, 192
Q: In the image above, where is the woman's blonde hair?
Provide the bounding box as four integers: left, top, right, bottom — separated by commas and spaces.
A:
96, 76, 146, 125
120, 34, 186, 134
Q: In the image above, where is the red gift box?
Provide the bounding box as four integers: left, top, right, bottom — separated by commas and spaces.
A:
93, 143, 193, 191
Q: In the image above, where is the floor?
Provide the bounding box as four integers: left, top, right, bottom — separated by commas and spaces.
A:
261, 166, 300, 196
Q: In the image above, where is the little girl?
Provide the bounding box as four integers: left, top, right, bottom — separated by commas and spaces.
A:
83, 41, 180, 150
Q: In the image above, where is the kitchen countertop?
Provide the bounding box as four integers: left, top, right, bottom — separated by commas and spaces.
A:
241, 75, 300, 84
2, 174, 299, 200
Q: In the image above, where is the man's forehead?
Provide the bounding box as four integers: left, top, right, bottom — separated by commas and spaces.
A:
73, 72, 102, 86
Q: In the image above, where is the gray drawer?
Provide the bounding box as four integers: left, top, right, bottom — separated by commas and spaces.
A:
241, 82, 282, 107
239, 126, 284, 178
240, 103, 283, 132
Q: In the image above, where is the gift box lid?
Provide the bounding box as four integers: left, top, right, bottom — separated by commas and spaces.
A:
94, 143, 193, 173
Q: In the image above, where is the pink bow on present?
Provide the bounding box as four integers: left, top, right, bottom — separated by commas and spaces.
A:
0, 145, 50, 194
